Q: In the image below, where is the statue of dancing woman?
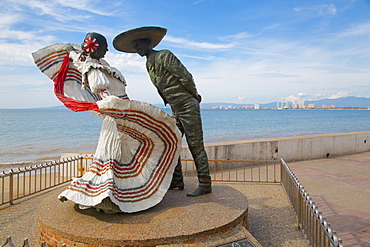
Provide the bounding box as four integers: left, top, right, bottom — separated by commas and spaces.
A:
32, 32, 182, 213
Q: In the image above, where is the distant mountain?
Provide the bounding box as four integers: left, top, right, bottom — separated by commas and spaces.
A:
0, 105, 66, 110
201, 96, 370, 108
306, 96, 370, 107
36, 105, 65, 109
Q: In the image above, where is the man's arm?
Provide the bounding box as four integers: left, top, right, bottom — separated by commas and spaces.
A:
161, 50, 202, 102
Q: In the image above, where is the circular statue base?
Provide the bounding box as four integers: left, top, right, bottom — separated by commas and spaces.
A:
38, 178, 254, 246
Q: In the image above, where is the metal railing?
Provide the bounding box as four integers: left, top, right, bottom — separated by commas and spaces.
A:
0, 155, 93, 206
1, 157, 279, 206
183, 159, 281, 183
280, 158, 343, 247
0, 236, 66, 247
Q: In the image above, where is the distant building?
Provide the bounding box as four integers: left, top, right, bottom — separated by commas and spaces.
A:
292, 100, 305, 109
277, 101, 293, 109
254, 103, 260, 109
307, 103, 315, 109
321, 104, 336, 109
241, 106, 254, 109
277, 100, 305, 109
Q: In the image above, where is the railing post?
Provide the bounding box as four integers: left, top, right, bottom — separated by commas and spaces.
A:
9, 172, 14, 205
23, 238, 31, 247
297, 185, 302, 229
280, 160, 283, 185
78, 156, 85, 177
2, 236, 16, 247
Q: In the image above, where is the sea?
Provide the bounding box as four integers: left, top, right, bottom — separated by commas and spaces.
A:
1, 108, 369, 171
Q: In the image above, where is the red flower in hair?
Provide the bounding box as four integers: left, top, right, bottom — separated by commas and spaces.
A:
79, 37, 100, 61
83, 37, 99, 54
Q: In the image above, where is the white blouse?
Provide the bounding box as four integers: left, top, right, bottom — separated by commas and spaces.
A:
69, 51, 128, 99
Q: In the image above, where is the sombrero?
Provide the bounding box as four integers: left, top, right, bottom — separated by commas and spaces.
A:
113, 26, 167, 53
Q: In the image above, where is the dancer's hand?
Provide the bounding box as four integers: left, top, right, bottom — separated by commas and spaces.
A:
65, 45, 75, 52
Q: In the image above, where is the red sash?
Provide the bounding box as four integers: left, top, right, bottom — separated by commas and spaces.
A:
54, 55, 100, 112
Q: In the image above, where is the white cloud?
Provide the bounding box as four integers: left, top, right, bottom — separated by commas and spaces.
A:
3, 0, 114, 23
283, 95, 301, 102
222, 24, 281, 41
191, 0, 207, 4
180, 54, 217, 60
106, 53, 146, 73
321, 4, 337, 15
164, 36, 234, 50
0, 29, 56, 44
337, 21, 370, 38
11, 0, 73, 21
282, 92, 351, 102
0, 14, 21, 27
224, 32, 254, 40
55, 0, 114, 16
329, 92, 350, 99
294, 4, 337, 16
189, 49, 363, 103
0, 27, 59, 67
0, 42, 54, 66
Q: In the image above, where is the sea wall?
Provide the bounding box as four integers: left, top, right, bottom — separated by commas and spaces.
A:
181, 131, 370, 162
62, 131, 370, 163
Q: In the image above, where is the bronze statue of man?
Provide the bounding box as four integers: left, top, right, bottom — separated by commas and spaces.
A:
113, 27, 212, 197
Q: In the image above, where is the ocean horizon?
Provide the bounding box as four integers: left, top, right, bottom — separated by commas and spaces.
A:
1, 108, 369, 171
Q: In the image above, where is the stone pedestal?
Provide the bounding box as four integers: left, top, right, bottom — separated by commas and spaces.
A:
38, 178, 259, 246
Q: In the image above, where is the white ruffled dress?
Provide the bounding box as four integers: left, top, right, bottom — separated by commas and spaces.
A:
46, 49, 182, 213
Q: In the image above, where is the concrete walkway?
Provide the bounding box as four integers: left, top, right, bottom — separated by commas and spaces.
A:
288, 151, 370, 247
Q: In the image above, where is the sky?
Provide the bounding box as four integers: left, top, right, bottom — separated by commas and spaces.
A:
1, 0, 370, 108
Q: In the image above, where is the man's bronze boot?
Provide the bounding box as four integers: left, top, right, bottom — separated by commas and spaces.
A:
186, 186, 212, 197
187, 174, 212, 197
